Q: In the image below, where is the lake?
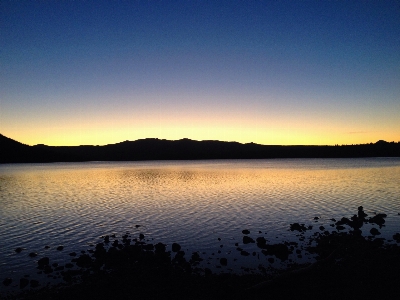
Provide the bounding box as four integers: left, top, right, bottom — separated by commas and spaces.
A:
1, 158, 400, 292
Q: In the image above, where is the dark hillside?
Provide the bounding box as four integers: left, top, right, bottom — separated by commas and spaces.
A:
0, 134, 78, 163
1, 134, 399, 163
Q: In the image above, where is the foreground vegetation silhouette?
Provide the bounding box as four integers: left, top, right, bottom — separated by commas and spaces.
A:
2, 207, 399, 299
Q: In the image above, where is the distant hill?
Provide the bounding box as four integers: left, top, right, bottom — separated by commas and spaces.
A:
0, 133, 79, 163
1, 134, 399, 163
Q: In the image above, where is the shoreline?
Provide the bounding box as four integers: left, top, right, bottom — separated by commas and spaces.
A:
2, 207, 400, 299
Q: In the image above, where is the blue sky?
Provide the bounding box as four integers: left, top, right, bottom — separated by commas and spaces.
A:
1, 0, 399, 145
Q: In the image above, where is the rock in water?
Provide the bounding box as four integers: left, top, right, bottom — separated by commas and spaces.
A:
30, 280, 40, 288
243, 236, 255, 244
37, 257, 50, 268
20, 278, 29, 289
393, 233, 400, 243
290, 223, 308, 232
220, 258, 227, 266
172, 242, 181, 252
3, 278, 12, 286
370, 228, 381, 235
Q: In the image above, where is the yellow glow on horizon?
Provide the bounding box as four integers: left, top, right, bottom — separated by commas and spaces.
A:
3, 122, 400, 147
2, 94, 399, 146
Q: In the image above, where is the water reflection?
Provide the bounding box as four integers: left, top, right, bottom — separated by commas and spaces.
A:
0, 158, 400, 289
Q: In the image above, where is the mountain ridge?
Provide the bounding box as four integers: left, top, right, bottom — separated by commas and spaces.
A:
1, 133, 399, 163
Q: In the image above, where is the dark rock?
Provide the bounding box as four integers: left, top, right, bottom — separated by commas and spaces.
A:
37, 257, 50, 268
243, 236, 255, 244
43, 265, 53, 274
143, 243, 154, 251
290, 223, 308, 232
3, 278, 12, 286
204, 268, 212, 276
29, 252, 38, 257
56, 246, 64, 251
265, 243, 291, 261
393, 233, 400, 243
336, 225, 345, 231
139, 233, 145, 240
358, 206, 368, 218
190, 252, 202, 263
172, 243, 181, 252
242, 229, 250, 235
314, 217, 319, 220
44, 245, 50, 249
65, 263, 74, 268
369, 214, 387, 227
154, 242, 166, 253
256, 236, 267, 245
104, 235, 110, 243
220, 258, 227, 266
15, 247, 23, 253
30, 279, 40, 288
370, 228, 381, 235
69, 252, 77, 257
76, 254, 92, 268
319, 226, 325, 231
240, 250, 250, 256
135, 225, 140, 228
20, 278, 29, 289
336, 217, 351, 226
176, 250, 185, 258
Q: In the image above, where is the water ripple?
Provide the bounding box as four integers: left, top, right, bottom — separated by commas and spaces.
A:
1, 158, 400, 290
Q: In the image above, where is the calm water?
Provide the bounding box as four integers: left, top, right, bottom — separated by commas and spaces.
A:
1, 158, 400, 291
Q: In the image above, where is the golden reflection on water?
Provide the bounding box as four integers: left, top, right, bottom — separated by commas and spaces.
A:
1, 159, 400, 288
1, 161, 400, 213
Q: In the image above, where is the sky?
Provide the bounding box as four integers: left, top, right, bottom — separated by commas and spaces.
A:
1, 0, 399, 146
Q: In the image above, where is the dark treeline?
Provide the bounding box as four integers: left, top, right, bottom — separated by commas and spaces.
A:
1, 134, 399, 163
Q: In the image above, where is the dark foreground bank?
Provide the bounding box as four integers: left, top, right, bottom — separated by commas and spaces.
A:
2, 207, 400, 300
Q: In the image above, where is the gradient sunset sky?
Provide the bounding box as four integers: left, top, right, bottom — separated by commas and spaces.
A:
1, 0, 399, 146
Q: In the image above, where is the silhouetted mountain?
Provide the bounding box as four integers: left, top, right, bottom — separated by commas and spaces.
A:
0, 134, 79, 163
1, 134, 399, 163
